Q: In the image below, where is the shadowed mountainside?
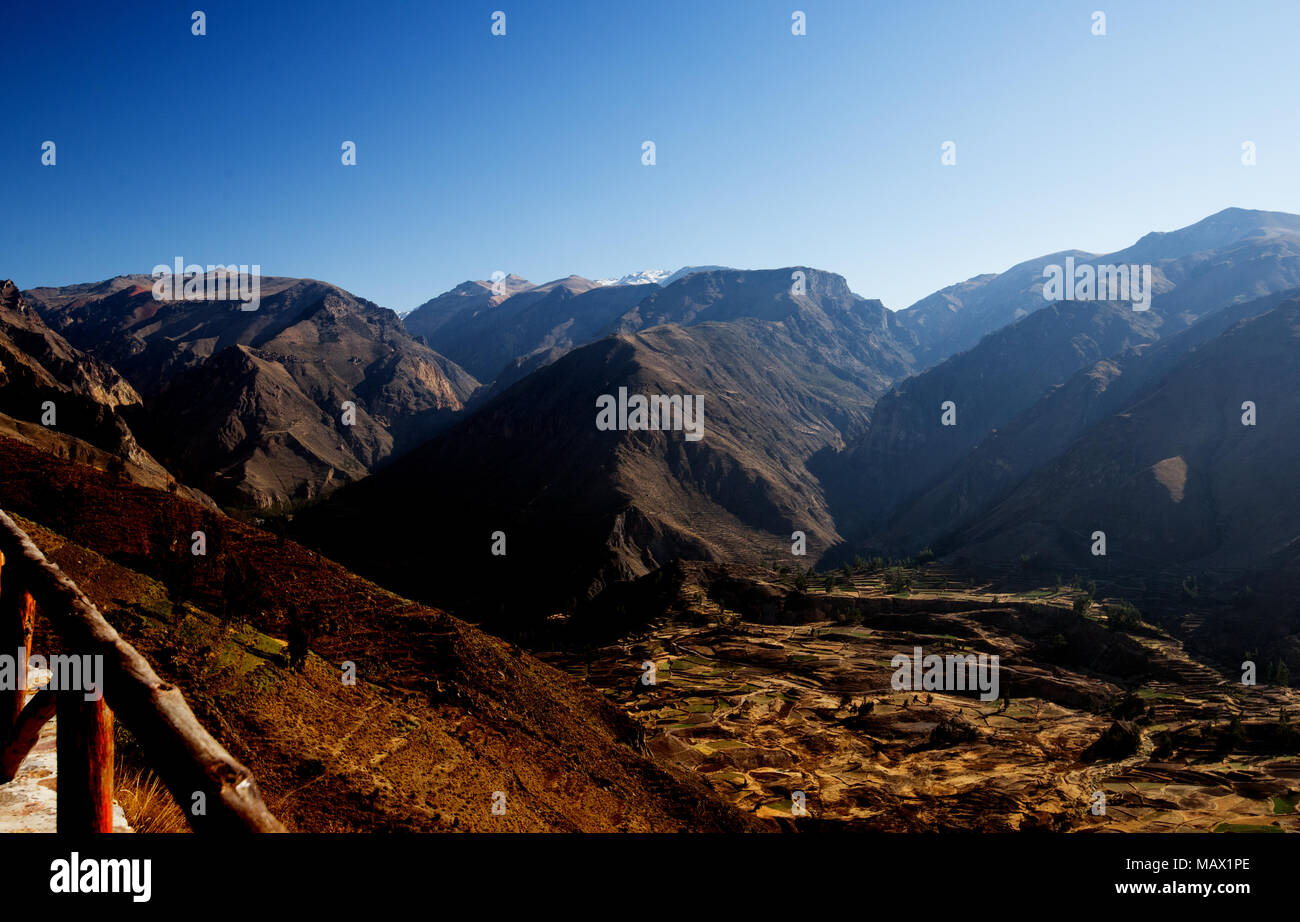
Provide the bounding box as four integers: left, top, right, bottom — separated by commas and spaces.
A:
895, 207, 1300, 367
821, 209, 1300, 549
413, 275, 647, 386
948, 298, 1300, 579
24, 275, 478, 509
0, 434, 760, 832
0, 279, 206, 501
876, 287, 1300, 557
299, 268, 921, 626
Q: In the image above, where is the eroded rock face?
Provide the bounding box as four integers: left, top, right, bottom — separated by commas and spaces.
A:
24, 276, 479, 509
1, 279, 143, 458
1, 279, 142, 409
301, 270, 923, 625
0, 279, 215, 503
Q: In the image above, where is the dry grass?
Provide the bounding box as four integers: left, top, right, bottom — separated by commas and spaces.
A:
114, 761, 191, 833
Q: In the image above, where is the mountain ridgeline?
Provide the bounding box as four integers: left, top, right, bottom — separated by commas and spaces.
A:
297, 266, 923, 625
7, 207, 1300, 640
24, 276, 478, 509
818, 208, 1300, 561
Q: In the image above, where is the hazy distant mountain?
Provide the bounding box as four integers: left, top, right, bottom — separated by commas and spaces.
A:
896, 207, 1300, 367
818, 298, 1164, 540
877, 287, 1300, 555
25, 276, 478, 509
413, 275, 650, 385
822, 208, 1300, 546
301, 268, 919, 623
408, 266, 743, 392
947, 298, 1300, 580
660, 265, 731, 287
402, 274, 534, 342
618, 266, 902, 343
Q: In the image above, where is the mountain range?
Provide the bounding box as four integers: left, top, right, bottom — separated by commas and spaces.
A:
8, 207, 1300, 636
23, 275, 477, 509
821, 208, 1300, 572
6, 206, 1300, 831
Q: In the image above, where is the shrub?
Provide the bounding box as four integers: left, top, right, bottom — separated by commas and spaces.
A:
1107, 600, 1142, 632
1017, 552, 1041, 571
1219, 715, 1247, 751
884, 566, 912, 594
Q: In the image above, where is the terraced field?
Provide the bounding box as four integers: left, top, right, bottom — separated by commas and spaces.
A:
544, 565, 1300, 833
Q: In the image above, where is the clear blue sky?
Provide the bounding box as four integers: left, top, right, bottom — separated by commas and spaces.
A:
3, 0, 1298, 312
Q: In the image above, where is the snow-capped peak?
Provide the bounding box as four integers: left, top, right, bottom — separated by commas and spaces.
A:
592, 269, 671, 287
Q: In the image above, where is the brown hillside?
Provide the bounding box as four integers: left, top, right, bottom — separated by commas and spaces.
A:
0, 436, 759, 832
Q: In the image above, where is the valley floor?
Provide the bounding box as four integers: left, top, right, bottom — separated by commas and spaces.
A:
544, 570, 1300, 833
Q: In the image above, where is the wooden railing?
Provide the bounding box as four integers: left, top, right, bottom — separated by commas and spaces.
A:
0, 510, 284, 832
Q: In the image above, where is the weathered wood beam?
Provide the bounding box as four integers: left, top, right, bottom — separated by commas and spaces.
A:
0, 510, 285, 832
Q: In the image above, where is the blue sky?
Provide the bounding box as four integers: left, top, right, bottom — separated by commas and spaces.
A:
3, 0, 1298, 312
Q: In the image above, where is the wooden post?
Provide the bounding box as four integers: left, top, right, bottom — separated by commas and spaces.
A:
0, 550, 38, 740
57, 692, 115, 833
0, 690, 57, 782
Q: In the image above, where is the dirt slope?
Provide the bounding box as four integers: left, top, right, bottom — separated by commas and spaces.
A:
0, 436, 758, 832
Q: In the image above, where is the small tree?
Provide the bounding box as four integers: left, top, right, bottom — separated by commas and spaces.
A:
1107, 600, 1142, 632
1222, 715, 1247, 750
286, 627, 311, 672
221, 553, 264, 629
1073, 595, 1093, 619
884, 566, 912, 595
